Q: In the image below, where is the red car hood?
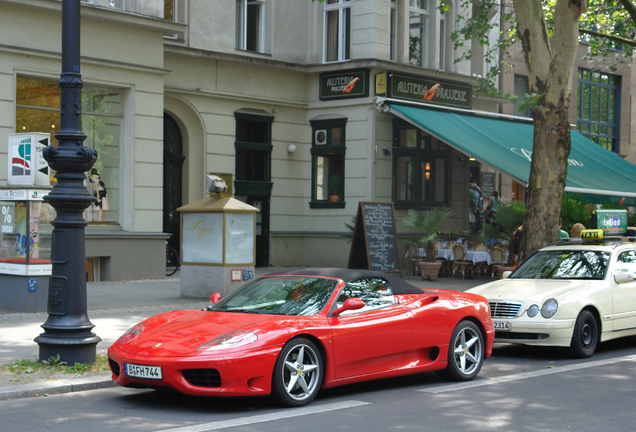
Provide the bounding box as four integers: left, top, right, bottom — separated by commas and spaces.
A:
116, 311, 276, 357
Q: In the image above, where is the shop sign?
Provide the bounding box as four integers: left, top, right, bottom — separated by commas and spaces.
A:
389, 73, 472, 109
591, 209, 627, 234
320, 69, 369, 100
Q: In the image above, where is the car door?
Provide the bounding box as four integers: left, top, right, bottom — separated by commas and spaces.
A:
328, 278, 413, 379
611, 249, 636, 331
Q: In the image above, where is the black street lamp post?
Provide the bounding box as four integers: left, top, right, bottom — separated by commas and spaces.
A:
34, 0, 101, 364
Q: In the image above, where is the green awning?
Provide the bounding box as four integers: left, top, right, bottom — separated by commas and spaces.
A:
388, 103, 636, 206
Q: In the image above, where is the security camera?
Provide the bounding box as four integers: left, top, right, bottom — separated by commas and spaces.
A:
206, 174, 228, 196
383, 147, 391, 156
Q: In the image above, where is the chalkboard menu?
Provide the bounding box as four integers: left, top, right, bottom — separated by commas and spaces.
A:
348, 202, 402, 277
481, 172, 495, 200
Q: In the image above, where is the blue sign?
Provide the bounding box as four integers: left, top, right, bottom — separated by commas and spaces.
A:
28, 278, 37, 292
242, 270, 253, 281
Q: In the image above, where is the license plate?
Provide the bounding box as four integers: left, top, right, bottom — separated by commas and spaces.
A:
493, 320, 511, 331
124, 363, 163, 380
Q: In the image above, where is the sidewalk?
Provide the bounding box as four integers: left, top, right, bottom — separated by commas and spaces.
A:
0, 267, 490, 401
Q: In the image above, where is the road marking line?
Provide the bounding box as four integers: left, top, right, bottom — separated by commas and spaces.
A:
419, 353, 636, 394
153, 400, 371, 432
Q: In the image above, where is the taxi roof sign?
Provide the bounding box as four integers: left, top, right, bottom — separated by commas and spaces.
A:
580, 229, 604, 240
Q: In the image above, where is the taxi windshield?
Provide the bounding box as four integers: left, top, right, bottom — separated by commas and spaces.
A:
511, 250, 610, 280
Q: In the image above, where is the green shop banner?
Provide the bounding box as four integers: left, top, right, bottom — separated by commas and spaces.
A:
389, 73, 472, 109
320, 70, 369, 100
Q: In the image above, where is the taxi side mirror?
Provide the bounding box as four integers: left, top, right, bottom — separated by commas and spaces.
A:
332, 298, 365, 316
502, 271, 512, 279
614, 272, 636, 284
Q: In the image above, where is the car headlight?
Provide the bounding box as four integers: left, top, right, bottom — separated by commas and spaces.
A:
541, 299, 558, 318
197, 331, 258, 351
527, 304, 539, 318
117, 323, 145, 344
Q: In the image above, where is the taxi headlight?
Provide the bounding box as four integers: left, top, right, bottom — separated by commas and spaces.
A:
541, 299, 558, 318
527, 304, 539, 318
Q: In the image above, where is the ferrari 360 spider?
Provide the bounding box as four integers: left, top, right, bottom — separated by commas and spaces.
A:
108, 268, 494, 406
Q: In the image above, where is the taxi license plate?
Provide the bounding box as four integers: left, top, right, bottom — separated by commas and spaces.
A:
124, 363, 162, 380
493, 320, 511, 331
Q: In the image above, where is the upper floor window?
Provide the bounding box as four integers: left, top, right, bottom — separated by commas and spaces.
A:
577, 68, 620, 152
409, 0, 428, 67
324, 0, 351, 63
236, 0, 265, 52
392, 120, 450, 208
438, 8, 446, 70
513, 75, 532, 118
390, 0, 398, 61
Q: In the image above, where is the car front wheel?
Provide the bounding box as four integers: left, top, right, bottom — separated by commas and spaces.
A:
437, 320, 484, 381
271, 337, 323, 407
569, 310, 598, 359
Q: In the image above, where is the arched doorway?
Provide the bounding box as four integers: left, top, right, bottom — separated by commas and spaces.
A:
163, 113, 185, 252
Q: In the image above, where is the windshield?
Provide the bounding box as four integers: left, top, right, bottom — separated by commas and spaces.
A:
209, 276, 338, 316
511, 250, 610, 280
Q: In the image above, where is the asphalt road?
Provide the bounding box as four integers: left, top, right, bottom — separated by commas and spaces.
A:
2, 337, 636, 432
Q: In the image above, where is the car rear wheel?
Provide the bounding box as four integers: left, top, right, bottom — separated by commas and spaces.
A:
569, 310, 598, 359
271, 337, 323, 407
437, 320, 484, 381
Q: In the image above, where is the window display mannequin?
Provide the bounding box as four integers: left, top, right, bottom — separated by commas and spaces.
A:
88, 168, 108, 222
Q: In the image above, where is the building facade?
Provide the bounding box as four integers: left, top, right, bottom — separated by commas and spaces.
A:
1, 0, 634, 281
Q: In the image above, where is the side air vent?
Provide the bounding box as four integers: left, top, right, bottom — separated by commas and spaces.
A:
182, 369, 222, 387
109, 359, 120, 376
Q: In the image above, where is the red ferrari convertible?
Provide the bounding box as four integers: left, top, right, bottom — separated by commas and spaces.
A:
108, 268, 494, 406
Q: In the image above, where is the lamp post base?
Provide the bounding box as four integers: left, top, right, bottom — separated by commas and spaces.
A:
36, 334, 101, 364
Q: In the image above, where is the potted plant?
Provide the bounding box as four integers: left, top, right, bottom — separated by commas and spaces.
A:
328, 173, 343, 202
482, 201, 525, 276
403, 207, 453, 281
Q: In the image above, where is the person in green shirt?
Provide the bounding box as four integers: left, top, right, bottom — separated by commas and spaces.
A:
559, 218, 569, 239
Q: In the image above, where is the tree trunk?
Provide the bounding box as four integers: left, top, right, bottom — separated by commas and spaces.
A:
520, 110, 570, 262
511, 0, 586, 262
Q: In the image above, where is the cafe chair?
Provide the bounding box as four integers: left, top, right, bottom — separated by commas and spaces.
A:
406, 242, 420, 276
490, 247, 506, 279
451, 244, 473, 280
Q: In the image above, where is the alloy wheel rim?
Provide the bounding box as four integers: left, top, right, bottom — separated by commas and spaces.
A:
282, 344, 320, 401
453, 327, 482, 375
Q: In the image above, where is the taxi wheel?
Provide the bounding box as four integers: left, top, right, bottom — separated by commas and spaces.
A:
271, 337, 323, 407
569, 310, 598, 359
437, 320, 484, 381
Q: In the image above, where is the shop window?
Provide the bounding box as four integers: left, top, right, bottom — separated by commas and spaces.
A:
16, 77, 122, 224
392, 120, 450, 209
577, 68, 620, 152
324, 0, 351, 62
237, 0, 265, 52
310, 118, 347, 209
511, 180, 524, 202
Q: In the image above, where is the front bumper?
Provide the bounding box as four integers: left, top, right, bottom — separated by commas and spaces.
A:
492, 318, 575, 347
108, 344, 281, 397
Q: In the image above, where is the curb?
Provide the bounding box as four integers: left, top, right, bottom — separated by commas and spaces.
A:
0, 375, 115, 401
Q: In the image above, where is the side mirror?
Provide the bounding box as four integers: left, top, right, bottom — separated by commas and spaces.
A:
210, 292, 221, 304
332, 297, 365, 316
614, 272, 636, 284
502, 271, 512, 279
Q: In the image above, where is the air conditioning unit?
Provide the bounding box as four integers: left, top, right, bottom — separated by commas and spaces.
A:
314, 129, 327, 145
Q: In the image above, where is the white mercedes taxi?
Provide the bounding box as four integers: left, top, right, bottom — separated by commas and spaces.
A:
468, 230, 636, 358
